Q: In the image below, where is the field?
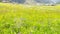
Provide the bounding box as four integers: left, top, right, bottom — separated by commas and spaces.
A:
0, 3, 60, 34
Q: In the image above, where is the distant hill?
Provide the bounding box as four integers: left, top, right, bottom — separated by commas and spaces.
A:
1, 0, 60, 4
10, 0, 60, 4
10, 0, 25, 3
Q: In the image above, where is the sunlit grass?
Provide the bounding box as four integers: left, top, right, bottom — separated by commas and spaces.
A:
0, 3, 60, 34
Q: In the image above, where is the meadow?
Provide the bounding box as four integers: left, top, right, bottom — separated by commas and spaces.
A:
0, 3, 60, 34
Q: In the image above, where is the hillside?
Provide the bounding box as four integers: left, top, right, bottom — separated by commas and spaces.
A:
0, 3, 60, 34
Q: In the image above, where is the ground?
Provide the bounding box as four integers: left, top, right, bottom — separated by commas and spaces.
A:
0, 3, 60, 34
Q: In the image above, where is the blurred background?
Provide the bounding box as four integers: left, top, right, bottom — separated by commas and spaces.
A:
0, 0, 60, 5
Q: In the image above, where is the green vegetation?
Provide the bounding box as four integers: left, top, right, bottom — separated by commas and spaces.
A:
0, 3, 60, 34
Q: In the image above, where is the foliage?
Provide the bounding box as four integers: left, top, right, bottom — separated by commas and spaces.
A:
0, 3, 60, 34
0, 0, 2, 2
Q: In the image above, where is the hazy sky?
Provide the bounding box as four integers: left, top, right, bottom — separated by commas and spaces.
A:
52, 0, 60, 3
35, 0, 60, 3
10, 0, 60, 4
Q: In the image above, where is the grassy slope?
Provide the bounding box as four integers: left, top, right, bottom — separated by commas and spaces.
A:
0, 3, 60, 34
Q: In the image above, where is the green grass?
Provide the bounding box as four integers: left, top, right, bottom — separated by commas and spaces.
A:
0, 3, 60, 34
